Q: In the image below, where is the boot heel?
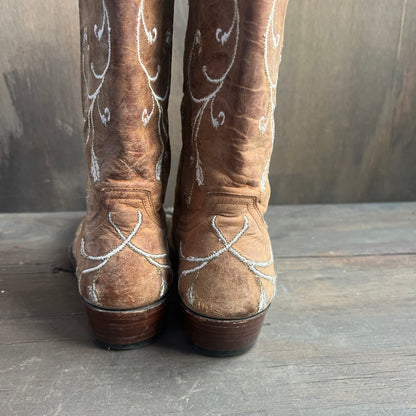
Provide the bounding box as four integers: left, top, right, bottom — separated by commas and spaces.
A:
84, 298, 168, 350
182, 304, 268, 356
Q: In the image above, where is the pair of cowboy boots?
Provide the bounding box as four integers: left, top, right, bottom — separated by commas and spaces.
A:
72, 0, 289, 355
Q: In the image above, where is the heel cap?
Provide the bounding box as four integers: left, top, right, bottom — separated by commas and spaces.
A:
182, 303, 268, 356
84, 297, 168, 349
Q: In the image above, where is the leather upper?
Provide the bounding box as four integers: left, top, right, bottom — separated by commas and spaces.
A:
73, 0, 174, 310
173, 0, 289, 319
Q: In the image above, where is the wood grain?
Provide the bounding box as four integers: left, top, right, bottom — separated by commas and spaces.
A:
1, 1, 416, 211
272, 0, 416, 204
0, 0, 86, 212
1, 203, 415, 415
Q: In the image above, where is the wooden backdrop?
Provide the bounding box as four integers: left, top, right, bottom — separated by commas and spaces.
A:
0, 0, 415, 212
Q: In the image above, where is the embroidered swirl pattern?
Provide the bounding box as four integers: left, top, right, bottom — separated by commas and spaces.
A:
79, 1, 172, 304
137, 0, 172, 181
186, 0, 240, 203
80, 210, 171, 302
179, 216, 276, 312
81, 0, 111, 183
260, 0, 282, 191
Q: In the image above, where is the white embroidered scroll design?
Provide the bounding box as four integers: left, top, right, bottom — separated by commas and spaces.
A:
137, 0, 172, 181
180, 215, 275, 312
260, 0, 283, 191
80, 210, 170, 302
186, 0, 240, 204
81, 0, 111, 183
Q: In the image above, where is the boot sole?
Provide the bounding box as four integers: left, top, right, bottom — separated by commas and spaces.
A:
182, 303, 268, 357
84, 297, 168, 350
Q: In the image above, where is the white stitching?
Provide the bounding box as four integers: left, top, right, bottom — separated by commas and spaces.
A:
90, 144, 100, 183
137, 0, 172, 181
258, 278, 268, 311
79, 209, 170, 302
180, 215, 275, 311
186, 282, 195, 306
158, 268, 167, 298
81, 0, 111, 183
186, 0, 240, 201
260, 0, 282, 191
110, 217, 171, 268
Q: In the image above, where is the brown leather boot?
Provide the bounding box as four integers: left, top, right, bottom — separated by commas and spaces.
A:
173, 0, 289, 355
71, 0, 174, 349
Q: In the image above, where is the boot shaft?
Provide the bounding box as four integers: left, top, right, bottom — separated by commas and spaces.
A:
79, 0, 174, 208
176, 0, 289, 215
173, 0, 290, 326
73, 0, 174, 314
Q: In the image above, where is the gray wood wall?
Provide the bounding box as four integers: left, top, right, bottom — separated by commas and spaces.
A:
1, 0, 415, 212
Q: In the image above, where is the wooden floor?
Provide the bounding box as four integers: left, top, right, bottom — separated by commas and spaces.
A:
1, 203, 415, 416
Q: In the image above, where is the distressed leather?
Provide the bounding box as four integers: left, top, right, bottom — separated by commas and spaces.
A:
173, 0, 289, 319
72, 0, 174, 310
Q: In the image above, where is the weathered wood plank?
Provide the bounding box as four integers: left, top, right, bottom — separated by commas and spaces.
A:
1, 341, 415, 416
1, 254, 415, 415
0, 211, 81, 272
0, 203, 415, 415
2, 254, 416, 342
1, 203, 415, 273
268, 202, 416, 257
